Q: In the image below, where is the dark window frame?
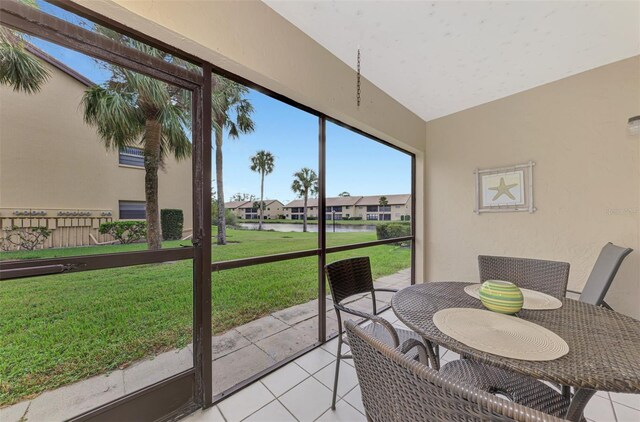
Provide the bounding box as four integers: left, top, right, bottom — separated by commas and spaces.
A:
1, 1, 416, 419
119, 200, 146, 220
119, 147, 145, 167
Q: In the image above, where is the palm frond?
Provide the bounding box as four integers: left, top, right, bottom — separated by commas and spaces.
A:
250, 150, 275, 175
158, 102, 192, 161
210, 74, 255, 139
0, 37, 50, 94
82, 85, 144, 150
291, 167, 318, 197
227, 121, 239, 139
120, 68, 170, 115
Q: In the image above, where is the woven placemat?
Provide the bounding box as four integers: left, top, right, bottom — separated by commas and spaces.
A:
464, 284, 562, 310
433, 308, 569, 361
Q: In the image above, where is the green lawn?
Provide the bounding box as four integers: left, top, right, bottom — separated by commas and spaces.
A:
0, 228, 410, 405
238, 218, 410, 225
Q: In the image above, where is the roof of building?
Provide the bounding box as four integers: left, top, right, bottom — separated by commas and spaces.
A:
225, 200, 250, 209
284, 198, 319, 208
263, 199, 284, 207
274, 194, 414, 209
285, 195, 410, 208
26, 44, 94, 87
356, 194, 411, 206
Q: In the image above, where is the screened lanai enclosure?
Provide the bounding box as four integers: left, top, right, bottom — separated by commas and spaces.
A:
0, 1, 414, 420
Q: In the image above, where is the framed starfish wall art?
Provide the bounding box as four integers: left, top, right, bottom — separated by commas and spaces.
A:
474, 161, 536, 214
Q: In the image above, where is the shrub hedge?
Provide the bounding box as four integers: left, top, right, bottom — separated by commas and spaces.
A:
99, 221, 147, 244
161, 209, 184, 240
375, 222, 410, 241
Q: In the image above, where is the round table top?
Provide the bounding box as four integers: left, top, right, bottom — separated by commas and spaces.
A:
391, 282, 640, 393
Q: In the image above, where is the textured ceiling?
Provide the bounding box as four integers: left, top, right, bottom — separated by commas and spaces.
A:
264, 1, 640, 122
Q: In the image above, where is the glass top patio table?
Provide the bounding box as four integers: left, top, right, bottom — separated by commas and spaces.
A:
391, 282, 640, 421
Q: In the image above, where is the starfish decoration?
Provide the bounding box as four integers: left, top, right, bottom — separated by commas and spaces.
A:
489, 177, 518, 201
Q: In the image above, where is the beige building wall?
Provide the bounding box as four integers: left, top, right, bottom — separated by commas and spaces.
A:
425, 57, 640, 318
264, 201, 285, 219
352, 200, 412, 221
0, 58, 193, 241
79, 0, 427, 282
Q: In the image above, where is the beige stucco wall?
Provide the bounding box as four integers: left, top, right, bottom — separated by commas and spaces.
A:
425, 57, 640, 318
0, 59, 193, 232
79, 0, 427, 280
264, 201, 284, 219
352, 201, 412, 221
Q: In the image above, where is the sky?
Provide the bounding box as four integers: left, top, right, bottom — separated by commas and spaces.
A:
28, 1, 411, 204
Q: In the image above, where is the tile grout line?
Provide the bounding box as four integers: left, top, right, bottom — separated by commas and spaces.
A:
609, 394, 620, 422
217, 405, 229, 422
295, 354, 336, 376
264, 374, 333, 422
339, 384, 366, 417
340, 397, 367, 419
273, 394, 301, 422
610, 395, 640, 412
236, 393, 277, 422
260, 371, 309, 405
308, 361, 356, 402
613, 400, 640, 411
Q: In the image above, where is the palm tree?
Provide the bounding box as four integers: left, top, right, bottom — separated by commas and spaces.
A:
0, 0, 50, 94
379, 196, 389, 207
291, 168, 318, 233
338, 191, 351, 197
250, 150, 275, 230
81, 28, 191, 250
212, 75, 255, 245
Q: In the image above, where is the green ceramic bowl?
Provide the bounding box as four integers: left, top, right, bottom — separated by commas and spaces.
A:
479, 280, 524, 314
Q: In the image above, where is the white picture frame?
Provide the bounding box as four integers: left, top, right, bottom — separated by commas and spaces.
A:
474, 161, 535, 214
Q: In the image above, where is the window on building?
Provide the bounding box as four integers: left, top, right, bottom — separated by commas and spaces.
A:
379, 205, 391, 212
366, 214, 379, 220
366, 205, 378, 212
381, 214, 391, 221
119, 147, 144, 167
119, 201, 146, 219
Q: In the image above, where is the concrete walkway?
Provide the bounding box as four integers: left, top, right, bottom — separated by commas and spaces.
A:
0, 269, 410, 422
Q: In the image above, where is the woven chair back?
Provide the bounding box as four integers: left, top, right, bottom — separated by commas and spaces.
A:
478, 255, 570, 299
326, 257, 374, 304
345, 320, 566, 422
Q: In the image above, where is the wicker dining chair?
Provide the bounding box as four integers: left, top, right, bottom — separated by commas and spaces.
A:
325, 257, 426, 410
478, 255, 570, 299
575, 242, 633, 308
346, 318, 567, 422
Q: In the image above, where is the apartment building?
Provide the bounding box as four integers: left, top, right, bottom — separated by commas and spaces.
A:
283, 195, 411, 221
224, 200, 285, 220
353, 194, 412, 221
0, 46, 193, 248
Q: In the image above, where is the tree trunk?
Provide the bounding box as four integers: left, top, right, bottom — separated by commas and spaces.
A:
143, 119, 162, 250
302, 194, 308, 233
215, 125, 226, 245
258, 172, 264, 230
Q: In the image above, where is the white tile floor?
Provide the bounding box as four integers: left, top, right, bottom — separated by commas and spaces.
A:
185, 309, 640, 422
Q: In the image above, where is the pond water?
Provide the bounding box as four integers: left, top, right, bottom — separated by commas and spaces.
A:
238, 222, 376, 233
